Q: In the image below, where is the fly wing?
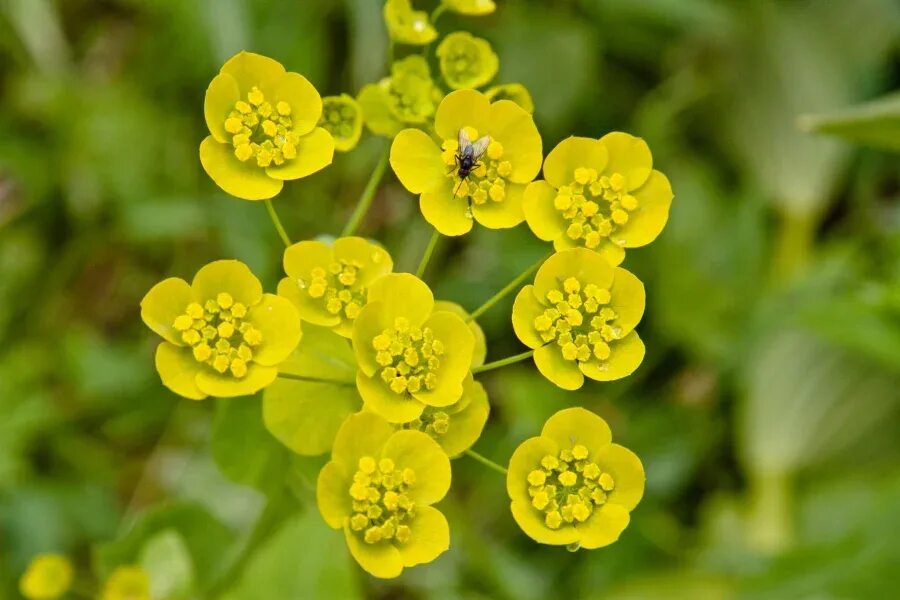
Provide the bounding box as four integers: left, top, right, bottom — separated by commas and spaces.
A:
458, 128, 471, 151
470, 135, 491, 160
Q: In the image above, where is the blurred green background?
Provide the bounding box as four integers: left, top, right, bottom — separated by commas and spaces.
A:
1, 0, 899, 598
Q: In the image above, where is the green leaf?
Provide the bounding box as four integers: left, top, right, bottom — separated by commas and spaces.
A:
139, 529, 194, 600
799, 93, 900, 151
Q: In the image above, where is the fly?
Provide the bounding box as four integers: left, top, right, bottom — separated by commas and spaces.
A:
452, 129, 490, 198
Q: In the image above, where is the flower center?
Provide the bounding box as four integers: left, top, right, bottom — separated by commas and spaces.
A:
297, 261, 366, 321
172, 294, 262, 379
532, 277, 622, 365
555, 169, 639, 249
224, 86, 300, 168
441, 132, 513, 210
404, 408, 451, 438
387, 62, 438, 124
372, 318, 444, 395
349, 456, 417, 545
320, 97, 358, 141
526, 445, 616, 529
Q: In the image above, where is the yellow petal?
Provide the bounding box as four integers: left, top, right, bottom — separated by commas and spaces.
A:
141, 277, 193, 345
433, 301, 486, 368
439, 376, 490, 457
316, 461, 352, 528
533, 248, 614, 301
357, 82, 404, 138
411, 378, 464, 409
522, 180, 567, 242
382, 430, 451, 504
195, 363, 277, 398
543, 137, 608, 189
219, 50, 285, 96
331, 411, 396, 471
609, 267, 645, 336
20, 554, 73, 600
283, 239, 330, 277
277, 277, 341, 329
506, 436, 558, 505
540, 407, 612, 454
598, 131, 652, 190
191, 259, 263, 307
578, 503, 630, 549
397, 506, 450, 567
271, 71, 322, 136
485, 82, 534, 113
351, 301, 390, 376
510, 500, 579, 546
595, 239, 626, 267
420, 180, 473, 236
343, 525, 404, 579
357, 370, 425, 424
580, 330, 645, 382
434, 89, 491, 142
390, 129, 446, 194
155, 342, 206, 400
248, 293, 302, 366
472, 182, 526, 229
487, 100, 542, 183
384, 0, 438, 46
534, 344, 584, 390
594, 443, 645, 511
615, 170, 673, 248
366, 273, 434, 327
511, 286, 546, 349
266, 127, 334, 181
333, 237, 394, 287
200, 136, 283, 200
445, 0, 496, 15
204, 72, 240, 143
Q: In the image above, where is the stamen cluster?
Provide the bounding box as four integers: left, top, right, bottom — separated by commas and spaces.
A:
320, 97, 359, 141
441, 138, 513, 207
225, 86, 301, 167
405, 408, 451, 437
349, 457, 416, 545
298, 261, 367, 320
556, 169, 639, 249
373, 318, 445, 394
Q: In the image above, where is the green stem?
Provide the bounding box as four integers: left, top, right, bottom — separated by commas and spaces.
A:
430, 3, 447, 23
464, 449, 508, 475
771, 210, 816, 283
416, 229, 441, 279
342, 144, 390, 237
746, 470, 793, 553
277, 373, 355, 387
468, 252, 550, 322
264, 199, 291, 247
472, 349, 534, 374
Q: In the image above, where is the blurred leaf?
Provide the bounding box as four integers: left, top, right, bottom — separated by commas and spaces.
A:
139, 529, 195, 600
799, 92, 900, 151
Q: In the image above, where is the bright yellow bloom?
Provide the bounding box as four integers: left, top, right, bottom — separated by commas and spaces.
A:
390, 89, 543, 235
507, 407, 644, 549
511, 249, 645, 390
358, 56, 443, 138
101, 566, 151, 600
401, 374, 489, 457
200, 51, 334, 200
523, 133, 673, 266
384, 0, 437, 45
19, 554, 72, 600
141, 260, 302, 399
433, 300, 487, 368
485, 83, 534, 113
277, 237, 393, 338
436, 32, 499, 90
319, 94, 364, 152
444, 0, 496, 15
351, 274, 475, 423
264, 324, 361, 456
317, 412, 451, 578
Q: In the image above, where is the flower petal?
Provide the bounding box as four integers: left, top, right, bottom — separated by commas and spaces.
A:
614, 170, 673, 248
439, 376, 490, 457
333, 237, 394, 287
523, 180, 566, 242
381, 430, 451, 504
191, 259, 263, 306
543, 137, 608, 189
580, 330, 645, 382
487, 100, 542, 183
351, 301, 390, 376
204, 72, 240, 143
220, 51, 286, 96
331, 411, 397, 472
357, 371, 425, 424
366, 273, 434, 327
510, 500, 579, 546
540, 407, 612, 453
195, 363, 277, 398
609, 267, 645, 336
417, 310, 474, 394
344, 526, 404, 579
390, 129, 446, 194
397, 506, 450, 567
316, 461, 352, 528
277, 277, 340, 328
472, 182, 526, 229
578, 503, 630, 549
420, 180, 473, 236
594, 443, 645, 511
266, 127, 334, 181
511, 286, 546, 349
357, 82, 404, 138
433, 301, 485, 368
596, 240, 626, 267
249, 293, 303, 366
155, 342, 206, 400
272, 71, 322, 136
200, 136, 283, 201
533, 248, 614, 301
141, 277, 193, 345
598, 132, 652, 191
435, 89, 491, 141
533, 344, 584, 390
506, 436, 558, 505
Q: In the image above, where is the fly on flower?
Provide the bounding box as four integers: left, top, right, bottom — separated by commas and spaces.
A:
453, 128, 491, 197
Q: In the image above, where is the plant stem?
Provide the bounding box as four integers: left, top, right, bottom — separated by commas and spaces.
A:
464, 449, 508, 475
342, 144, 390, 237
277, 373, 356, 387
472, 349, 534, 374
468, 252, 550, 322
430, 3, 446, 23
264, 199, 291, 247
416, 229, 441, 279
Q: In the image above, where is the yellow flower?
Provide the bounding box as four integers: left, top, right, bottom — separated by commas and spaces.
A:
101, 566, 151, 600
141, 260, 302, 399
511, 248, 645, 390
507, 407, 644, 549
444, 0, 496, 15
384, 0, 437, 45
351, 274, 475, 423
433, 300, 487, 368
200, 51, 335, 200
317, 412, 451, 578
485, 83, 534, 113
263, 324, 362, 456
19, 554, 72, 600
277, 237, 393, 338
358, 55, 443, 138
319, 94, 364, 152
436, 32, 499, 90
523, 133, 673, 266
390, 89, 543, 235
401, 374, 489, 457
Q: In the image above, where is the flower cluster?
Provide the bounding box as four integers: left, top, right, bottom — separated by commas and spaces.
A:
18, 556, 151, 600
133, 0, 673, 583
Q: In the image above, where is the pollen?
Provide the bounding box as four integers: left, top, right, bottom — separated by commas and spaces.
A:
295, 260, 368, 326
529, 450, 616, 530
349, 455, 418, 546
224, 86, 300, 168
372, 318, 445, 397
555, 168, 639, 248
